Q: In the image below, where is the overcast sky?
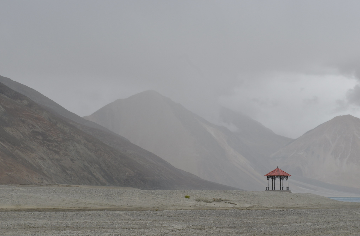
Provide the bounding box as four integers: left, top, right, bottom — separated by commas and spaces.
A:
1, 0, 360, 138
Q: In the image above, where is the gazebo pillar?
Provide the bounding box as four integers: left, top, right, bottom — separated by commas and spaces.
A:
280, 177, 282, 190
273, 177, 275, 190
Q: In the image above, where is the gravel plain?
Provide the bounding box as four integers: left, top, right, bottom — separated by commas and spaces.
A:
0, 185, 359, 235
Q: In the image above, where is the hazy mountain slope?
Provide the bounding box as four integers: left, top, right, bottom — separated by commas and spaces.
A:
0, 81, 233, 190
271, 115, 360, 189
219, 107, 292, 172
0, 76, 229, 189
0, 75, 112, 134
85, 90, 266, 190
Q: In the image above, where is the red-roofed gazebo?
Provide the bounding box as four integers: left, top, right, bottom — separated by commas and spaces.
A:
265, 166, 291, 191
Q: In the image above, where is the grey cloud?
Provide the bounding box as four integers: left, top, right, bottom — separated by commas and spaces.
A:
335, 57, 360, 81
346, 85, 360, 106
335, 56, 360, 111
333, 84, 360, 113
251, 98, 279, 109
303, 96, 319, 106
251, 98, 268, 108
1, 0, 360, 137
2, 1, 360, 82
334, 99, 348, 113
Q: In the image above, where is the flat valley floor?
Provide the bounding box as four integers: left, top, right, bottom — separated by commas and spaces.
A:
0, 185, 360, 235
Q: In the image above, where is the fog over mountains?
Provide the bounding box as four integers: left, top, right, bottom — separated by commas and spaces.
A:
272, 115, 360, 190
84, 90, 266, 190
3, 1, 360, 140
84, 90, 291, 190
0, 75, 232, 190
2, 1, 360, 198
85, 89, 360, 195
219, 107, 292, 173
1, 75, 360, 195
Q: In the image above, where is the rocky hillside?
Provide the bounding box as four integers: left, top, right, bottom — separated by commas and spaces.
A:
85, 90, 276, 190
271, 115, 360, 189
0, 79, 233, 190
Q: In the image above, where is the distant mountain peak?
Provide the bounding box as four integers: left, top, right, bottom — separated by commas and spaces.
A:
113, 90, 173, 106
129, 90, 164, 99
137, 89, 162, 95
335, 114, 357, 120
331, 114, 355, 119
219, 106, 273, 133
271, 114, 360, 189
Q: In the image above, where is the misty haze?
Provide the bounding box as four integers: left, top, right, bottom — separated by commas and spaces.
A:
1, 1, 360, 235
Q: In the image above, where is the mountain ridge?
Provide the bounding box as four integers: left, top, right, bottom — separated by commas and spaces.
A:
0, 76, 234, 190
271, 114, 360, 189
0, 76, 118, 136
85, 90, 291, 190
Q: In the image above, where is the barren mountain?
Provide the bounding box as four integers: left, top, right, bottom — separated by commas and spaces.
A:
271, 115, 360, 189
0, 78, 232, 190
0, 76, 111, 133
85, 90, 271, 190
219, 107, 292, 173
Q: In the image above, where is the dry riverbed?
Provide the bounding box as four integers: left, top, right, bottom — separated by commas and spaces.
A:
0, 185, 359, 235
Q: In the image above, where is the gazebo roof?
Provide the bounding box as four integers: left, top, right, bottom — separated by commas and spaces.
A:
265, 166, 291, 177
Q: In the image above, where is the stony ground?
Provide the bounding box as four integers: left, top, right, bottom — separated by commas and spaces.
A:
0, 185, 360, 235
1, 208, 360, 235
